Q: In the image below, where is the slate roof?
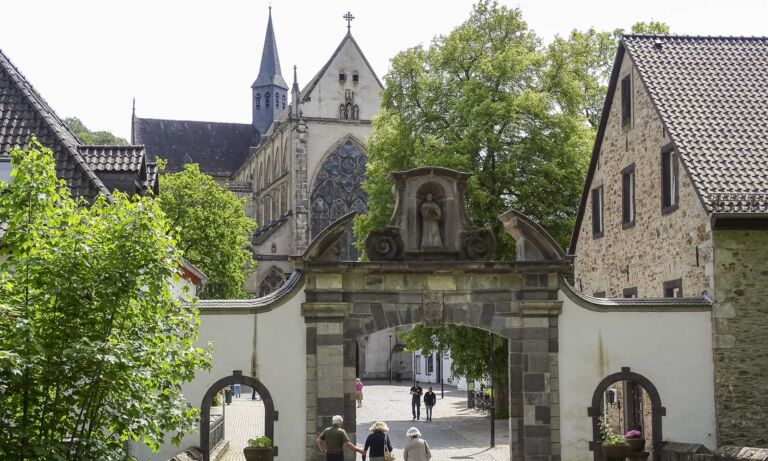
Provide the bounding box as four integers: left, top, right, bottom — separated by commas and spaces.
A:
0, 49, 109, 199
623, 35, 768, 214
79, 145, 145, 172
571, 35, 768, 253
132, 117, 259, 177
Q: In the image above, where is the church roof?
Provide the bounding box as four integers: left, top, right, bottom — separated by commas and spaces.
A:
570, 35, 768, 253
0, 48, 109, 199
133, 117, 259, 177
299, 32, 384, 102
252, 9, 288, 89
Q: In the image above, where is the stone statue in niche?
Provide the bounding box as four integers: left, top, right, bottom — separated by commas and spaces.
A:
420, 193, 443, 250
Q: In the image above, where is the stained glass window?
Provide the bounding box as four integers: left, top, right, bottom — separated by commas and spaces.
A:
258, 266, 287, 297
309, 140, 367, 260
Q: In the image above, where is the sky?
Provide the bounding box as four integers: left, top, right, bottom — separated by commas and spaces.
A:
1, 0, 766, 141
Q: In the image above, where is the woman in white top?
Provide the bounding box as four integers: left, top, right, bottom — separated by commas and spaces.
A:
403, 427, 431, 461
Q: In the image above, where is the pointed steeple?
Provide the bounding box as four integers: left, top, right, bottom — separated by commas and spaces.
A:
252, 7, 288, 133
252, 7, 288, 90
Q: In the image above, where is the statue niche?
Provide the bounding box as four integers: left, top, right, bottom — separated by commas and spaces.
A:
365, 167, 496, 261
419, 192, 444, 251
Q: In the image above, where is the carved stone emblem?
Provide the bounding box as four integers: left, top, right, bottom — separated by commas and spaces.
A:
364, 167, 496, 261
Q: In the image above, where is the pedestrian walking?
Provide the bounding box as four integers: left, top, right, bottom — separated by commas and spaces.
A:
410, 382, 423, 420
423, 386, 436, 421
362, 421, 394, 461
316, 415, 365, 461
403, 427, 431, 461
356, 378, 364, 408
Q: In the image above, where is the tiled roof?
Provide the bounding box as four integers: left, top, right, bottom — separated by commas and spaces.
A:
79, 145, 145, 172
133, 117, 259, 177
623, 35, 768, 213
0, 49, 108, 199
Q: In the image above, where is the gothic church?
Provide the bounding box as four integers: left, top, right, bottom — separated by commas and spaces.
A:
132, 10, 382, 295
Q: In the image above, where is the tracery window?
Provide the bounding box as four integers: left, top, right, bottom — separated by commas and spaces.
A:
258, 266, 287, 297
310, 140, 367, 261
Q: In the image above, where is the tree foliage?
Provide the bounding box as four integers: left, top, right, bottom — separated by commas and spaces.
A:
360, 0, 670, 412
64, 117, 128, 145
0, 140, 210, 460
157, 163, 256, 299
354, 0, 594, 258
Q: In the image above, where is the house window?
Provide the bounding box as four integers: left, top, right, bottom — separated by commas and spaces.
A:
663, 279, 683, 298
593, 291, 606, 298
352, 72, 359, 83
339, 72, 347, 82
265, 92, 270, 109
621, 75, 632, 126
623, 287, 638, 298
622, 163, 635, 227
427, 354, 434, 375
0, 159, 12, 183
661, 145, 678, 212
255, 93, 261, 110
591, 186, 604, 238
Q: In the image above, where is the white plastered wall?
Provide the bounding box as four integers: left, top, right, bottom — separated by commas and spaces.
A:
132, 287, 307, 460
558, 292, 716, 461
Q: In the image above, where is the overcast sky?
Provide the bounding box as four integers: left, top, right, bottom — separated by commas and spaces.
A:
1, 0, 765, 141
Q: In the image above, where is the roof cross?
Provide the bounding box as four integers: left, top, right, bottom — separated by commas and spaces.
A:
343, 11, 355, 32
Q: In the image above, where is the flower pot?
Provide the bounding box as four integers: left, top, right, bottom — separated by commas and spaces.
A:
601, 443, 630, 461
627, 438, 645, 452
243, 446, 273, 461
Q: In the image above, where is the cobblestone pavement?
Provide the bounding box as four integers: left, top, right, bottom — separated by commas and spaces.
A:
356, 382, 510, 461
212, 392, 265, 461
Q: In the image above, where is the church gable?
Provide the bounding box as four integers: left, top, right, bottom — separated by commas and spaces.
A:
299, 33, 382, 120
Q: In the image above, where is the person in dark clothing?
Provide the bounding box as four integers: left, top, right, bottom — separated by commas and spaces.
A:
362, 421, 394, 461
410, 382, 423, 420
423, 386, 436, 421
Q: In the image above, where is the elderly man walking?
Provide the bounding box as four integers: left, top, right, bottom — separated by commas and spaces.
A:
316, 415, 365, 461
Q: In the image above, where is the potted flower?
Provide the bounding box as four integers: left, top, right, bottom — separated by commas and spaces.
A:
625, 429, 645, 452
243, 436, 273, 461
599, 417, 629, 461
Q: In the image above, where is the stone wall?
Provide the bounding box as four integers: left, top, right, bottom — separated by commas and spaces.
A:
712, 230, 768, 447
574, 53, 713, 299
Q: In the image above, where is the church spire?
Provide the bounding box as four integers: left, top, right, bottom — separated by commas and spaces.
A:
252, 7, 288, 133
252, 7, 288, 90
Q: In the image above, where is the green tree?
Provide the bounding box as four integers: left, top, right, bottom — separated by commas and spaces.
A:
0, 140, 210, 460
64, 117, 128, 145
157, 163, 256, 299
545, 22, 670, 127
401, 325, 509, 417
354, 0, 594, 259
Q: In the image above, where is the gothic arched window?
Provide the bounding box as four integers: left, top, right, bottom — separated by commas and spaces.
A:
275, 92, 279, 108
339, 104, 347, 119
310, 140, 368, 260
265, 92, 270, 109
255, 93, 261, 110
352, 105, 359, 120
282, 94, 286, 109
258, 266, 287, 297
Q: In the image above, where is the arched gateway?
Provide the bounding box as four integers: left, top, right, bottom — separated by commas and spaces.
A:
191, 167, 715, 461
300, 167, 567, 460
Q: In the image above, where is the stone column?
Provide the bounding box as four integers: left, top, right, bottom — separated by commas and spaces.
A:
303, 302, 347, 461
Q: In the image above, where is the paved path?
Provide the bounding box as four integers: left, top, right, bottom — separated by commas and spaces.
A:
356, 382, 510, 461
213, 393, 265, 461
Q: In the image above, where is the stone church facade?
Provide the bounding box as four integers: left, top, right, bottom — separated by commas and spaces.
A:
133, 10, 382, 296
571, 35, 768, 447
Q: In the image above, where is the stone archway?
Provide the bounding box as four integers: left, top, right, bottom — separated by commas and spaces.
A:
588, 367, 665, 461
299, 167, 573, 461
199, 370, 278, 461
